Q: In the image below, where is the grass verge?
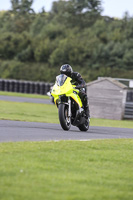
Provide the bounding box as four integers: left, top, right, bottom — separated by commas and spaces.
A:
0, 100, 133, 128
0, 139, 133, 200
0, 91, 49, 99
0, 100, 58, 124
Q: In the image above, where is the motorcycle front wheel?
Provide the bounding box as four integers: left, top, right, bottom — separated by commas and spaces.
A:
58, 104, 71, 131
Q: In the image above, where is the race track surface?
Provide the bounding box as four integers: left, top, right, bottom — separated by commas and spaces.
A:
0, 95, 52, 104
0, 120, 133, 143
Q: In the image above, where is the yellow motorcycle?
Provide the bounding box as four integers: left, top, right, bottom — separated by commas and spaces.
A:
51, 74, 90, 131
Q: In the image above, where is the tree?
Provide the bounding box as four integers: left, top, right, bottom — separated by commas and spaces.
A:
51, 0, 102, 28
10, 0, 35, 32
11, 0, 34, 14
72, 0, 102, 14
0, 0, 133, 82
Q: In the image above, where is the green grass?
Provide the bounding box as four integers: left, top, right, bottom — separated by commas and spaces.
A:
0, 100, 58, 124
91, 118, 133, 128
0, 139, 133, 200
0, 100, 133, 128
0, 91, 49, 99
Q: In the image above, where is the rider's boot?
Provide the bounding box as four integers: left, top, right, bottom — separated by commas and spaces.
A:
83, 95, 90, 120
84, 106, 90, 119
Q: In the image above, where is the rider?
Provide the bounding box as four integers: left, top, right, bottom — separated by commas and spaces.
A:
60, 64, 90, 119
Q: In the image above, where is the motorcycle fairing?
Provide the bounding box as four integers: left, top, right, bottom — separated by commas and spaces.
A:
51, 75, 83, 108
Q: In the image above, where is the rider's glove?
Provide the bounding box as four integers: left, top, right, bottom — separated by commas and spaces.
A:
75, 85, 82, 89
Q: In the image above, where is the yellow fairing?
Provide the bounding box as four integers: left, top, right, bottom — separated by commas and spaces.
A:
51, 77, 83, 107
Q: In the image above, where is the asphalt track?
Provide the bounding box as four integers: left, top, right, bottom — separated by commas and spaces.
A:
0, 95, 133, 142
0, 120, 133, 143
0, 95, 52, 104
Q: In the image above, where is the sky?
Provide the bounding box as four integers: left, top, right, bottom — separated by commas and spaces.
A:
0, 0, 133, 18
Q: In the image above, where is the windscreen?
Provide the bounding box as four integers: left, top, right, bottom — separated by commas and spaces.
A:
56, 74, 67, 86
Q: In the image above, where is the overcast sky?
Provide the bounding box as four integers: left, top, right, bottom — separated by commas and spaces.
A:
0, 0, 133, 18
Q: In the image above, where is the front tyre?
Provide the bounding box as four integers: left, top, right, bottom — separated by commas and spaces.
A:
58, 104, 71, 131
78, 119, 89, 131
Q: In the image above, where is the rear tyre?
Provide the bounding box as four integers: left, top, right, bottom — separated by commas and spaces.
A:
78, 119, 89, 131
58, 104, 71, 131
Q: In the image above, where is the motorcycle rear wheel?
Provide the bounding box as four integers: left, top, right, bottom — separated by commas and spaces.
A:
78, 119, 89, 131
58, 104, 71, 131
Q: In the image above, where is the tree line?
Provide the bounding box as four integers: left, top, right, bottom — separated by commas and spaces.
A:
0, 0, 133, 82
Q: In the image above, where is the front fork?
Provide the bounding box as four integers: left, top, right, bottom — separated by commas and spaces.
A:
58, 96, 71, 118
68, 97, 71, 118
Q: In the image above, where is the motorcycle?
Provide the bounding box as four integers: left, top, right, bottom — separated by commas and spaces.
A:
51, 74, 90, 131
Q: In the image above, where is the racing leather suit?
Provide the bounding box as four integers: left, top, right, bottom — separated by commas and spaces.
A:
70, 72, 90, 118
